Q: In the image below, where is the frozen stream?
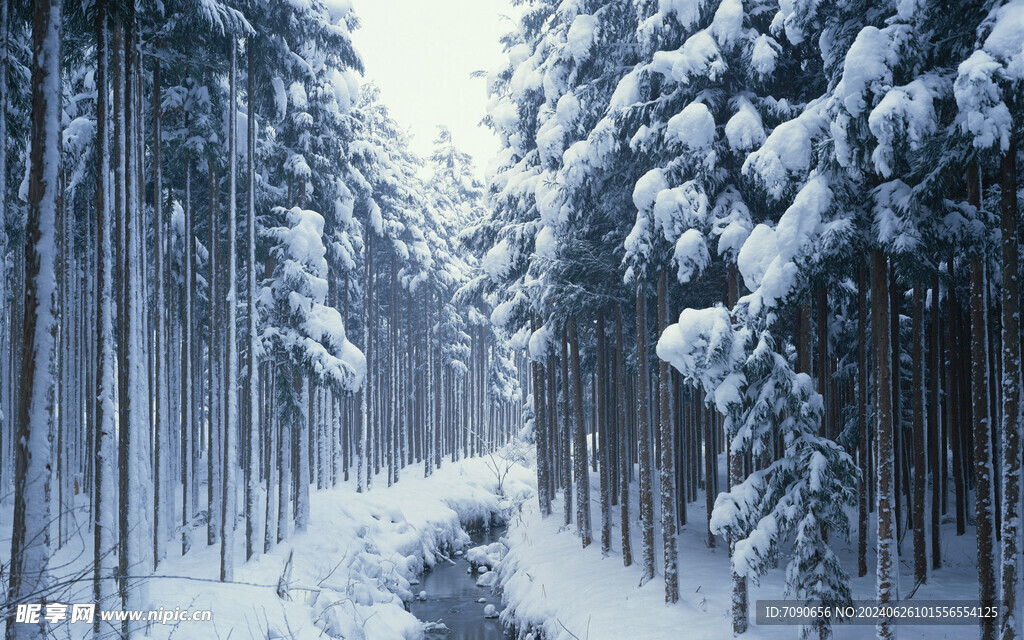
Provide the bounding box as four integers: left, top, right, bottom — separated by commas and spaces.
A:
411, 525, 508, 640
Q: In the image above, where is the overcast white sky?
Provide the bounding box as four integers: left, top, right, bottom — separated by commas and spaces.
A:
351, 0, 515, 175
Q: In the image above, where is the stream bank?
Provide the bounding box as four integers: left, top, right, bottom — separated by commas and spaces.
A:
411, 522, 510, 640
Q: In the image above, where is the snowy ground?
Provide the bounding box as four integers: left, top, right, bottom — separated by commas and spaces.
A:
0, 446, 994, 640
0, 455, 535, 640
496, 451, 984, 640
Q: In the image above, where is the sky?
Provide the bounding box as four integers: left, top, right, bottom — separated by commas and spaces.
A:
351, 0, 515, 176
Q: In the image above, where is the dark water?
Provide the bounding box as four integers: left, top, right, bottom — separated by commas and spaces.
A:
410, 525, 508, 640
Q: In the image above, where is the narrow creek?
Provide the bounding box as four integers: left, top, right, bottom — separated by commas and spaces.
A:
410, 524, 509, 640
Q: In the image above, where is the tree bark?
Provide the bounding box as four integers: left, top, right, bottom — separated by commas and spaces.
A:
152, 50, 166, 568
968, 162, 996, 640
561, 327, 573, 526
597, 309, 612, 553
568, 316, 591, 547
656, 272, 679, 602
93, 0, 119, 630
220, 40, 238, 580
947, 261, 967, 536
912, 283, 927, 585
857, 261, 869, 578
635, 282, 656, 579
7, 0, 62, 635
998, 145, 1020, 640
615, 305, 632, 567
872, 250, 896, 640
245, 37, 260, 562
929, 271, 941, 571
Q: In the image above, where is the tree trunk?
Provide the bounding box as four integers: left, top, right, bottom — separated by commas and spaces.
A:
434, 291, 442, 472
872, 250, 896, 640
912, 283, 927, 585
181, 139, 194, 555
532, 316, 549, 515
597, 309, 612, 553
220, 40, 238, 581
816, 286, 829, 438
568, 316, 592, 547
653, 273, 678, 605
968, 163, 997, 640
208, 160, 221, 547
857, 262, 869, 578
120, 9, 152, 631
615, 305, 632, 566
93, 0, 120, 630
296, 377, 310, 531
151, 52, 166, 568
561, 327, 573, 526
7, 0, 61, 635
929, 271, 941, 571
999, 143, 1020, 640
360, 233, 372, 490
0, 0, 7, 504
265, 364, 278, 552
635, 282, 655, 579
947, 261, 967, 536
245, 37, 260, 562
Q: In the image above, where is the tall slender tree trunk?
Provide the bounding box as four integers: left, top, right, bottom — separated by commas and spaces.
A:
434, 292, 442, 472
536, 331, 552, 512
93, 1, 120, 631
561, 327, 573, 526
120, 9, 152, 632
702, 395, 716, 549
221, 41, 238, 581
547, 351, 557, 504
152, 51, 167, 568
264, 365, 278, 552
723, 267, 745, 627
872, 250, 896, 640
567, 316, 591, 547
532, 316, 550, 515
635, 282, 655, 580
968, 164, 997, 640
999, 143, 1020, 640
277, 366, 290, 541
296, 378, 310, 530
208, 160, 221, 547
360, 233, 372, 490
816, 286, 829, 439
928, 270, 941, 571
7, 1, 61, 636
615, 305, 632, 566
857, 262, 869, 578
947, 261, 967, 536
890, 266, 905, 541
655, 272, 679, 603
912, 283, 927, 585
112, 12, 130, 625
597, 309, 612, 553
0, 0, 7, 501
181, 143, 193, 555
245, 42, 260, 562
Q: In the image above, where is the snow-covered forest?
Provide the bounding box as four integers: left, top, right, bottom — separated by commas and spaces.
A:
0, 0, 1022, 639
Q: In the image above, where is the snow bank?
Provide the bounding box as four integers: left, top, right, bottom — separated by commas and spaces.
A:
492, 460, 983, 640
128, 458, 533, 640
